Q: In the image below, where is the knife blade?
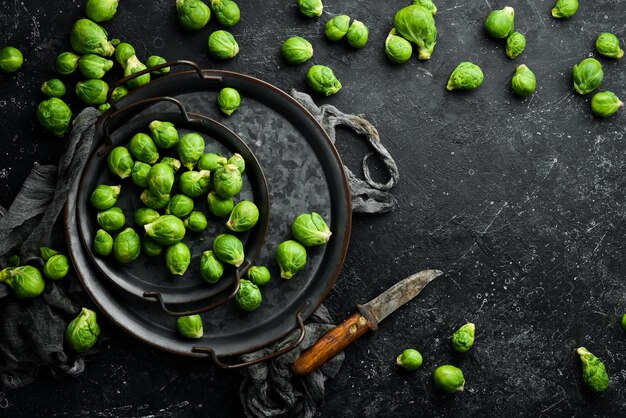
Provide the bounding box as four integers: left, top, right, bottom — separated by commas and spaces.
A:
291, 269, 443, 376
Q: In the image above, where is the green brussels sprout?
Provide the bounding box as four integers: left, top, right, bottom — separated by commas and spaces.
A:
394, 5, 437, 60
227, 153, 245, 173
0, 265, 45, 298
324, 15, 350, 41
451, 323, 475, 353
131, 161, 151, 188
110, 85, 129, 103
107, 146, 134, 179
0, 46, 23, 73
178, 132, 205, 170
98, 103, 111, 113
129, 133, 159, 164
41, 79, 66, 98
70, 19, 115, 56
179, 170, 211, 197
385, 29, 413, 64
484, 6, 515, 39
306, 65, 342, 96
212, 234, 245, 267
247, 265, 271, 286
577, 347, 609, 392
143, 235, 163, 256
76, 79, 109, 106
413, 0, 437, 15
217, 87, 241, 116
213, 164, 242, 198
114, 42, 135, 68
36, 98, 72, 137
146, 55, 170, 75
144, 215, 186, 245
281, 37, 314, 64
55, 51, 80, 75
573, 58, 603, 95
183, 210, 208, 232
165, 242, 191, 275
346, 20, 369, 48
197, 153, 227, 171
140, 189, 170, 210
93, 229, 114, 256
511, 64, 536, 97
97, 207, 126, 232
596, 33, 624, 59
134, 207, 160, 226
297, 0, 323, 18
446, 62, 484, 91
90, 184, 121, 210
86, 0, 118, 22
147, 162, 176, 199
65, 308, 101, 352
176, 0, 211, 31
291, 212, 332, 247
208, 30, 239, 59
148, 120, 179, 149
207, 191, 235, 217
226, 201, 259, 232
78, 54, 114, 79
552, 0, 578, 18
621, 313, 626, 331
43, 254, 70, 280
166, 194, 195, 218
591, 91, 623, 118
200, 250, 224, 283
177, 314, 204, 338
506, 32, 526, 59
124, 55, 151, 89
159, 156, 182, 173
236, 279, 262, 311
433, 365, 465, 393
113, 227, 141, 263
276, 240, 307, 279
40, 246, 59, 261
210, 0, 240, 27
396, 348, 423, 371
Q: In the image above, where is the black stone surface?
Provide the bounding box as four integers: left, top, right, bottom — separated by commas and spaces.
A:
1, 0, 626, 416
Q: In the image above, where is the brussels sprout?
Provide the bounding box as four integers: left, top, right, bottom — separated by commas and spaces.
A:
114, 42, 135, 68
90, 184, 121, 210
227, 153, 245, 173
200, 250, 224, 283
146, 55, 170, 75
573, 58, 603, 95
446, 62, 484, 91
591, 91, 623, 118
346, 20, 369, 48
86, 0, 118, 22
0, 46, 23, 73
148, 120, 178, 149
178, 133, 205, 170
394, 5, 437, 60
143, 235, 163, 256
324, 15, 350, 41
213, 164, 242, 198
413, 0, 437, 15
177, 315, 203, 338
112, 227, 141, 263
596, 33, 624, 59
247, 265, 271, 286
78, 54, 114, 79
210, 0, 240, 27
297, 0, 323, 18
55, 51, 80, 75
433, 365, 465, 393
93, 229, 114, 256
76, 79, 109, 106
40, 246, 59, 261
41, 79, 66, 98
213, 234, 245, 267
484, 6, 514, 39
217, 87, 241, 116
134, 207, 160, 226
208, 30, 239, 60
385, 29, 413, 64
0, 265, 45, 298
183, 210, 208, 232
70, 19, 115, 56
207, 191, 235, 217
98, 103, 111, 113
291, 212, 332, 247
97, 207, 126, 232
148, 162, 176, 199
226, 201, 259, 232
179, 170, 211, 197
140, 189, 170, 210
621, 313, 626, 331
236, 279, 262, 311
144, 215, 186, 245
276, 240, 307, 279
281, 37, 314, 64
306, 65, 342, 96
552, 0, 578, 18
396, 348, 423, 371
165, 242, 191, 275
36, 98, 72, 137
131, 161, 151, 188
159, 156, 182, 173
110, 85, 129, 103
166, 194, 195, 218
177, 0, 211, 31
107, 146, 134, 179
197, 153, 227, 171
511, 64, 536, 97
577, 347, 608, 392
451, 323, 475, 353
129, 133, 159, 164
44, 254, 70, 280
65, 308, 101, 352
124, 55, 151, 89
506, 32, 526, 59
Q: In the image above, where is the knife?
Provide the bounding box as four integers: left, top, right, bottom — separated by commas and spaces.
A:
291, 269, 443, 376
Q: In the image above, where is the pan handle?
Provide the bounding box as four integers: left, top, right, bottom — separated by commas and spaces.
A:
192, 301, 310, 369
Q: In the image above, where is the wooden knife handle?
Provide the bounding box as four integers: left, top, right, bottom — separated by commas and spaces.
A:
291, 312, 374, 376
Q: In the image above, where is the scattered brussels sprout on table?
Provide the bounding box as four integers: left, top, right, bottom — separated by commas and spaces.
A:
94, 229, 114, 256
396, 348, 423, 371
576, 347, 608, 392
129, 133, 159, 164
107, 146, 134, 179
198, 153, 227, 172
413, 0, 437, 15
131, 161, 151, 188
394, 5, 437, 60
143, 235, 164, 257
325, 15, 350, 41
346, 20, 369, 48
177, 315, 204, 338
200, 250, 224, 283
65, 308, 101, 352
506, 32, 526, 59
90, 184, 121, 210
165, 242, 191, 275
144, 215, 186, 245
207, 191, 235, 217
291, 212, 332, 247
76, 79, 109, 106
70, 19, 115, 56
43, 251, 70, 280
433, 365, 465, 393
55, 51, 80, 75
124, 55, 151, 89
178, 133, 205, 170
208, 30, 239, 59
227, 201, 259, 232
0, 46, 24, 73
213, 233, 245, 267
247, 265, 271, 286
591, 91, 623, 118
184, 210, 208, 232
236, 279, 262, 311
217, 87, 241, 115
213, 164, 243, 197
210, 0, 241, 27
551, 0, 578, 19
146, 55, 171, 75
0, 265, 45, 299
114, 42, 135, 68
78, 54, 114, 79
276, 240, 307, 279
41, 79, 67, 98
596, 33, 624, 59
385, 29, 413, 64
306, 65, 342, 96
511, 64, 536, 97
572, 58, 603, 95
297, 0, 323, 18
85, 0, 119, 22
36, 98, 72, 137
451, 323, 475, 353
485, 6, 515, 39
113, 227, 141, 263
97, 207, 126, 232
150, 121, 179, 149
166, 194, 195, 218
179, 170, 212, 197
176, 0, 211, 31
447, 62, 484, 91
282, 37, 314, 65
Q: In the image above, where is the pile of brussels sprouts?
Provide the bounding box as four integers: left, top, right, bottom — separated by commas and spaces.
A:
384, 1, 438, 64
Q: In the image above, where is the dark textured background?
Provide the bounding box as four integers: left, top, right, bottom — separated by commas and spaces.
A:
2, 0, 626, 416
